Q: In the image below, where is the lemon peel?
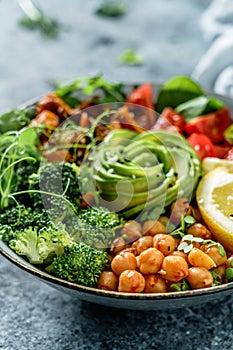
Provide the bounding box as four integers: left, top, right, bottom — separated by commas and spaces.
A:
196, 166, 233, 253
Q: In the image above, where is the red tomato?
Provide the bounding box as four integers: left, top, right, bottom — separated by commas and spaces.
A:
224, 147, 233, 160
126, 83, 154, 110
213, 144, 231, 158
161, 107, 186, 133
185, 107, 231, 143
187, 133, 216, 160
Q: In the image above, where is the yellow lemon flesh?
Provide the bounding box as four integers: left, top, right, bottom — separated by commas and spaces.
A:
196, 166, 233, 253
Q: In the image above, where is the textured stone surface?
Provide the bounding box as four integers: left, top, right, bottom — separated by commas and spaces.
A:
1, 1, 233, 349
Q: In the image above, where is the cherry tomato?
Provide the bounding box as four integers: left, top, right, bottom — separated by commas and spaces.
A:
185, 107, 231, 143
161, 107, 186, 133
126, 83, 154, 110
187, 133, 216, 160
213, 144, 231, 158
224, 147, 233, 160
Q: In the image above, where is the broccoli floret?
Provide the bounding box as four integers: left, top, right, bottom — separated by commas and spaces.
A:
37, 224, 72, 264
46, 242, 109, 287
9, 227, 43, 264
29, 161, 80, 220
0, 225, 15, 242
65, 206, 123, 248
0, 205, 51, 233
9, 222, 73, 265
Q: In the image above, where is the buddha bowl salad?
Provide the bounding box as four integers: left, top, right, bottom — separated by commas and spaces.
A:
0, 75, 233, 293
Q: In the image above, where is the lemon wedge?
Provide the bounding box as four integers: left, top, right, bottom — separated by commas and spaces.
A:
202, 157, 233, 174
196, 166, 233, 253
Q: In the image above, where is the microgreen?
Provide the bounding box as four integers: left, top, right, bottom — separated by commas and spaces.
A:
225, 268, 233, 281
95, 1, 128, 17
170, 215, 196, 239
118, 48, 144, 66
210, 270, 222, 286
18, 0, 63, 39
170, 279, 190, 292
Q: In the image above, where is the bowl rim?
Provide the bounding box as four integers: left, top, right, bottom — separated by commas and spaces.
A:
1, 82, 233, 302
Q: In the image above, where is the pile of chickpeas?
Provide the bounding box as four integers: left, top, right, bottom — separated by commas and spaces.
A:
97, 198, 233, 293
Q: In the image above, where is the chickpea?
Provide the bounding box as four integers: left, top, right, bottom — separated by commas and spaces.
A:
187, 267, 213, 289
110, 237, 127, 255
160, 256, 189, 282
153, 233, 176, 256
202, 245, 227, 267
169, 250, 189, 263
97, 271, 118, 291
170, 198, 192, 225
187, 223, 212, 240
111, 251, 137, 276
118, 270, 145, 293
142, 220, 166, 236
144, 275, 167, 293
138, 248, 164, 275
120, 220, 142, 243
188, 248, 216, 270
136, 255, 140, 271
135, 236, 153, 255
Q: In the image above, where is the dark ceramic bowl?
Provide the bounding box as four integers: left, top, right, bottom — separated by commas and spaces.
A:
1, 85, 233, 310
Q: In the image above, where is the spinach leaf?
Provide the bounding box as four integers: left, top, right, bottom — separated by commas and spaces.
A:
176, 96, 224, 121
156, 76, 204, 113
0, 106, 36, 134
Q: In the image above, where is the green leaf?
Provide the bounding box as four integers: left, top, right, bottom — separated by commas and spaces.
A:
95, 1, 128, 17
217, 243, 226, 257
176, 96, 224, 121
184, 215, 196, 225
224, 124, 233, 145
18, 127, 39, 149
118, 48, 144, 66
177, 242, 188, 251
225, 268, 233, 280
156, 76, 204, 113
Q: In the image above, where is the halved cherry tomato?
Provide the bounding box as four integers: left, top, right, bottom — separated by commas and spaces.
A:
224, 147, 233, 160
213, 144, 231, 158
187, 133, 216, 160
161, 107, 186, 133
185, 107, 231, 143
126, 83, 154, 110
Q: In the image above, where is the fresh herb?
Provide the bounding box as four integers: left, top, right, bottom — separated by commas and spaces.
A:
177, 234, 204, 254
225, 268, 233, 281
210, 270, 222, 285
177, 234, 226, 256
224, 125, 233, 145
0, 106, 36, 133
54, 75, 126, 107
18, 0, 63, 39
176, 96, 224, 121
170, 215, 196, 239
118, 48, 144, 66
170, 279, 190, 292
95, 1, 128, 17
